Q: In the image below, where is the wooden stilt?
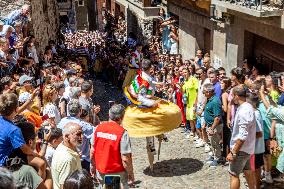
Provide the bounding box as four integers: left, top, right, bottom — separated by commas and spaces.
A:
146, 145, 154, 172
157, 135, 162, 161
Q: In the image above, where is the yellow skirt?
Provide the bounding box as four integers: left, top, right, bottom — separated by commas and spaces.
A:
122, 99, 182, 137
122, 69, 137, 89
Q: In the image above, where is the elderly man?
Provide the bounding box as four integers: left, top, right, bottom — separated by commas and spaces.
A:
51, 122, 83, 189
90, 104, 134, 189
227, 85, 256, 189
57, 99, 94, 171
3, 4, 30, 37
203, 83, 222, 167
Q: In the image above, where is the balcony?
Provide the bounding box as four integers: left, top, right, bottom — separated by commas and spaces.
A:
132, 0, 162, 7
115, 0, 161, 17
211, 0, 284, 17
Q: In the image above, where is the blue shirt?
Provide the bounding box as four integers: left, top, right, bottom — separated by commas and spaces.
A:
197, 58, 203, 67
3, 10, 28, 27
213, 82, 222, 99
258, 101, 272, 140
0, 116, 25, 166
278, 93, 284, 106
57, 117, 94, 162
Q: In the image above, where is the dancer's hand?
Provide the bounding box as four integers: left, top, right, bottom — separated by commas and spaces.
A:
153, 100, 161, 108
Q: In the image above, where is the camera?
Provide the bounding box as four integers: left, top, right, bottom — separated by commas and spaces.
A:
38, 128, 50, 140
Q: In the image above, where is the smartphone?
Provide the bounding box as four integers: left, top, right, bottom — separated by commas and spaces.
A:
104, 175, 120, 189
179, 76, 184, 83
109, 101, 115, 109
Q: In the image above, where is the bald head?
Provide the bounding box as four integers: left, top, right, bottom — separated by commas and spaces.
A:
21, 4, 30, 16
62, 122, 81, 136
62, 122, 82, 150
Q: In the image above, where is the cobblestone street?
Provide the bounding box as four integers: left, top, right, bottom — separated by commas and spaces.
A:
94, 80, 284, 189
131, 129, 237, 189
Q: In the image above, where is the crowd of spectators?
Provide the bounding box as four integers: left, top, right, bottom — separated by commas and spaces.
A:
0, 3, 284, 189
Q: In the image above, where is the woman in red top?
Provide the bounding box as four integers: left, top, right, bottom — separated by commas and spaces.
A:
173, 66, 186, 126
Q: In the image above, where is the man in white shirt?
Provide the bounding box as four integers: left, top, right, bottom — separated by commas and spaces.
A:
51, 122, 83, 189
227, 85, 256, 189
195, 67, 211, 150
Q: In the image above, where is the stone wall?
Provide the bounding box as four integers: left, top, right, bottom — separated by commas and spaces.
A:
0, 0, 59, 53
30, 0, 59, 53
127, 8, 153, 44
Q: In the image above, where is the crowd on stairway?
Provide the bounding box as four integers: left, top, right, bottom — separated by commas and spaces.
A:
0, 4, 284, 189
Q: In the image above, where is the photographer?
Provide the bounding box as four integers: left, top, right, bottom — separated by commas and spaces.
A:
8, 121, 52, 189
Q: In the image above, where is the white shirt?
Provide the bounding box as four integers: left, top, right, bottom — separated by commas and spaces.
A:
51, 143, 82, 189
43, 103, 61, 125
197, 78, 210, 108
230, 102, 256, 154
45, 146, 55, 167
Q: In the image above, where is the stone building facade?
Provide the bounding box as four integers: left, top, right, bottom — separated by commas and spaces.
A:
57, 0, 98, 31
168, 0, 284, 72
30, 0, 59, 52
102, 0, 162, 44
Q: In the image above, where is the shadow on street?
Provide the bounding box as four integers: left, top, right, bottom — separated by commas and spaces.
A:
143, 158, 203, 177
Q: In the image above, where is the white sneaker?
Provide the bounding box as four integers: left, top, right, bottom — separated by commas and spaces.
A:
193, 136, 199, 141
195, 141, 205, 148
204, 144, 211, 153
195, 139, 203, 144
185, 134, 190, 139
208, 151, 213, 157
263, 174, 273, 184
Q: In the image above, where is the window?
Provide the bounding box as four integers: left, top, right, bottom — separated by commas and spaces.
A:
78, 0, 84, 6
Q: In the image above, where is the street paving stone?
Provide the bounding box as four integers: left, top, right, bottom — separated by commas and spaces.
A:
130, 129, 239, 189
94, 79, 284, 189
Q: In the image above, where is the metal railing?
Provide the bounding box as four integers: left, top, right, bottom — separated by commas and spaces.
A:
131, 0, 162, 7
220, 0, 284, 11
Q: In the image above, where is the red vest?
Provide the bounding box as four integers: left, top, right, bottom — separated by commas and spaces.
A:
94, 121, 125, 174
